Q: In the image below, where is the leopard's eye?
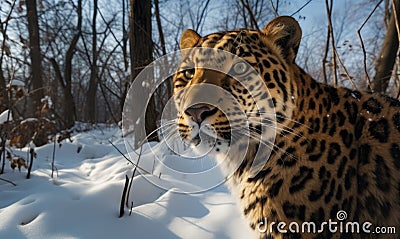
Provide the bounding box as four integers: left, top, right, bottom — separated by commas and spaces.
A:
183, 68, 195, 80
231, 62, 248, 76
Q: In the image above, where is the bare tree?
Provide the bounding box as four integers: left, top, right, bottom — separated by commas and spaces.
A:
85, 0, 99, 122
1, 0, 396, 128
129, 0, 158, 147
0, 0, 16, 113
217, 0, 273, 31
122, 0, 129, 71
153, 0, 172, 112
26, 0, 44, 116
155, 0, 166, 56
49, 0, 82, 128
371, 0, 400, 94
324, 0, 338, 86
239, 0, 261, 30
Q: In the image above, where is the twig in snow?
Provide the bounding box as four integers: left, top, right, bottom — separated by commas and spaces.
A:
0, 177, 16, 186
108, 140, 152, 174
26, 148, 35, 179
51, 140, 56, 178
126, 144, 143, 208
129, 201, 133, 216
1, 139, 6, 174
119, 175, 129, 218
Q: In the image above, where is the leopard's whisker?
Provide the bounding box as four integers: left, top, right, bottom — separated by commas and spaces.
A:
245, 111, 312, 130
231, 127, 298, 164
230, 119, 309, 145
138, 120, 177, 145
245, 119, 311, 145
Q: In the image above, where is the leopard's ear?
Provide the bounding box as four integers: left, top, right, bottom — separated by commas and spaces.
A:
180, 29, 201, 49
262, 16, 302, 63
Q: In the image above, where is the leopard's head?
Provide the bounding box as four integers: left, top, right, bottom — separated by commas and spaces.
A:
173, 16, 302, 168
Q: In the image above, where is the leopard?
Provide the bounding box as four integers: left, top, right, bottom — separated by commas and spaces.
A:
172, 16, 400, 239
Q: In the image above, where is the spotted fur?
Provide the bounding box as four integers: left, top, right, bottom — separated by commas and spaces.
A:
173, 16, 400, 239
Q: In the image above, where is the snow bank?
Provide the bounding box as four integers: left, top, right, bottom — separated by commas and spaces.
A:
0, 126, 254, 239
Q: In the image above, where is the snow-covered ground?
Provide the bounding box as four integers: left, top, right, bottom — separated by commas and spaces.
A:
0, 126, 253, 238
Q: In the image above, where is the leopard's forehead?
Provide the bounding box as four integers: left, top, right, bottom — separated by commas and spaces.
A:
195, 30, 264, 52
178, 30, 273, 73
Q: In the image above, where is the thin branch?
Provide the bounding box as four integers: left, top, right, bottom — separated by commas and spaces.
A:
51, 139, 56, 178
26, 148, 35, 179
325, 0, 338, 86
290, 0, 313, 17
395, 66, 400, 99
49, 58, 66, 88
0, 177, 17, 186
129, 201, 134, 216
98, 9, 124, 50
269, 0, 279, 17
0, 0, 17, 64
195, 0, 211, 32
357, 0, 383, 90
108, 139, 152, 174
322, 20, 331, 84
119, 175, 129, 217
126, 144, 142, 208
1, 139, 5, 174
98, 75, 120, 126
334, 48, 357, 90
240, 0, 260, 31
154, 0, 167, 55
391, 0, 400, 43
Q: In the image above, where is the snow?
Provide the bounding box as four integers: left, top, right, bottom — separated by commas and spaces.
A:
41, 96, 53, 108
0, 126, 254, 238
20, 118, 38, 124
7, 79, 25, 88
0, 109, 12, 124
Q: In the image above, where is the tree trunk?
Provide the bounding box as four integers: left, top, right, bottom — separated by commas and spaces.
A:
154, 0, 172, 124
26, 0, 44, 117
371, 0, 400, 94
50, 0, 81, 129
0, 0, 15, 114
122, 0, 129, 71
0, 67, 8, 113
62, 0, 82, 128
129, 0, 158, 148
85, 0, 98, 123
154, 0, 166, 56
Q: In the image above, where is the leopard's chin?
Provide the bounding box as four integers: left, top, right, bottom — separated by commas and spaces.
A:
186, 130, 219, 156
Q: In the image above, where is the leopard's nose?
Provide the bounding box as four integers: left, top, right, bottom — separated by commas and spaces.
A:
184, 104, 218, 124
